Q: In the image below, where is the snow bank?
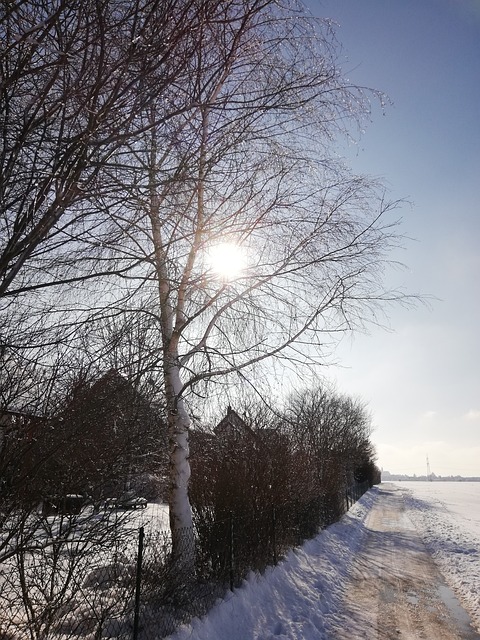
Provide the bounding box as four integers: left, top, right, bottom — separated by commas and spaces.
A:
396, 481, 480, 632
166, 489, 378, 640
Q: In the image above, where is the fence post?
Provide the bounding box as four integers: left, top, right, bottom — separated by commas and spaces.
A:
133, 526, 145, 640
345, 489, 349, 511
229, 512, 234, 591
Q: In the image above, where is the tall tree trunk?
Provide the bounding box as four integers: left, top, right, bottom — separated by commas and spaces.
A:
147, 141, 196, 573
145, 117, 196, 568
164, 355, 195, 574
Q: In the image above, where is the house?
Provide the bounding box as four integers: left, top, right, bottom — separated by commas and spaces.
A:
214, 406, 252, 441
12, 370, 167, 503
189, 407, 252, 466
213, 406, 287, 450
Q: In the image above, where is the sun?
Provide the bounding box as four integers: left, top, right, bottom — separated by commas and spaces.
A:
206, 242, 247, 281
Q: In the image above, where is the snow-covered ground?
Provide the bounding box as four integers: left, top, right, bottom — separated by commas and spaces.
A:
167, 491, 376, 640
166, 482, 480, 640
395, 481, 480, 630
0, 502, 172, 640
6, 485, 476, 638
120, 500, 170, 535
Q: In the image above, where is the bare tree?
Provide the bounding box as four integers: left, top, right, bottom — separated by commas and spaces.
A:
93, 1, 400, 556
2, 0, 408, 568
0, 0, 226, 298
283, 384, 375, 491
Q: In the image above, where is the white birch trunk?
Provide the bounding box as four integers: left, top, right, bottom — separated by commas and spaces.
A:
164, 360, 195, 574
146, 122, 196, 572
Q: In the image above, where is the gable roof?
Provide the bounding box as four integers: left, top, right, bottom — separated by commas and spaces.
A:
214, 406, 251, 438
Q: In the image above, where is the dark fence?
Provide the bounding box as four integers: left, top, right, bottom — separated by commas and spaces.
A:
0, 481, 369, 640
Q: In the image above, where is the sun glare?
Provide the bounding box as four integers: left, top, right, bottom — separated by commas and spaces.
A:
207, 242, 246, 281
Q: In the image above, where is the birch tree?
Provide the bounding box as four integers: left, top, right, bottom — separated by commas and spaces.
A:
2, 0, 406, 567
63, 1, 402, 561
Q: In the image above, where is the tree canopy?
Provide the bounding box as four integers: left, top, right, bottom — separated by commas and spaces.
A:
1, 0, 406, 562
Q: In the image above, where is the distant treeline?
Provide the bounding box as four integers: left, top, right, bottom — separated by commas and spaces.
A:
382, 472, 480, 482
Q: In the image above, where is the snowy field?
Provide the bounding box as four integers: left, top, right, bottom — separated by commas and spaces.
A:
166, 482, 480, 640
395, 481, 480, 630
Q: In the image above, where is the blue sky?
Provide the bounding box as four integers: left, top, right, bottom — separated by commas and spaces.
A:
305, 0, 480, 476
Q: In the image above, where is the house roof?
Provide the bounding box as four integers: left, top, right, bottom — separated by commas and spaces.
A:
214, 406, 251, 437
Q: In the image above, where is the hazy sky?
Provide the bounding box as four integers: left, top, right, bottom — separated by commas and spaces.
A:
305, 0, 480, 476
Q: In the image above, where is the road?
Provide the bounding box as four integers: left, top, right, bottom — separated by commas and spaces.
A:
330, 484, 480, 639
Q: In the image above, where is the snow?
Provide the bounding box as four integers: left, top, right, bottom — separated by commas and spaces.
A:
167, 490, 376, 640
395, 481, 480, 630
166, 482, 480, 640
0, 502, 172, 640
3, 485, 478, 638
124, 501, 170, 534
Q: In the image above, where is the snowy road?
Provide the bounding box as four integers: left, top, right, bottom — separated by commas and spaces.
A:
331, 484, 480, 639
168, 484, 480, 639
